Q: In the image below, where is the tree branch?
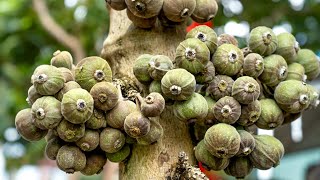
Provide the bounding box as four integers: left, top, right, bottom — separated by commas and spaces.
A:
32, 0, 86, 63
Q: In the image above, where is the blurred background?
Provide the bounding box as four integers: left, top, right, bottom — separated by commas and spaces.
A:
0, 0, 320, 179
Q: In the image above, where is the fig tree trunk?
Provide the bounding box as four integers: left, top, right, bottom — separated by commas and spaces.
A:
101, 9, 196, 179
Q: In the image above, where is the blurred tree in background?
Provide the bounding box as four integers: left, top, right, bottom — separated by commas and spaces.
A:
0, 0, 319, 172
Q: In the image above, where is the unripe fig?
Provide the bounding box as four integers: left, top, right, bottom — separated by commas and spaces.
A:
125, 0, 163, 18
248, 26, 278, 56
126, 9, 157, 29
224, 156, 253, 179
124, 110, 151, 138
206, 75, 234, 101
55, 81, 81, 101
213, 96, 241, 124
238, 100, 261, 126
32, 96, 62, 130
186, 25, 218, 54
56, 145, 86, 174
162, 0, 196, 22
81, 153, 106, 176
31, 65, 65, 95
149, 80, 168, 101
217, 34, 238, 47
201, 96, 217, 125
27, 85, 42, 106
161, 68, 196, 101
137, 119, 163, 145
195, 61, 216, 84
137, 93, 165, 117
100, 127, 126, 153
106, 144, 131, 163
148, 55, 173, 80
45, 137, 64, 160
85, 109, 107, 129
243, 53, 264, 78
259, 54, 288, 87
213, 44, 244, 76
255, 99, 284, 129
296, 49, 320, 80
232, 76, 260, 104
274, 80, 310, 113
75, 56, 112, 91
57, 119, 85, 142
204, 123, 241, 158
285, 63, 306, 81
249, 135, 284, 170
306, 84, 319, 110
90, 82, 119, 111
15, 108, 47, 141
106, 0, 126, 11
194, 123, 211, 141
195, 140, 229, 171
173, 93, 208, 123
236, 130, 255, 157
191, 0, 218, 23
59, 67, 74, 82
61, 88, 94, 124
275, 32, 300, 64
50, 50, 73, 69
175, 38, 210, 74
76, 129, 100, 152
133, 54, 153, 83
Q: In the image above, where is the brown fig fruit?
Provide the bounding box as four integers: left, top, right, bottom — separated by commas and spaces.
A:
206, 75, 234, 101
236, 130, 255, 157
137, 93, 165, 117
195, 140, 230, 171
224, 156, 253, 179
56, 145, 86, 174
45, 137, 64, 160
232, 76, 260, 104
255, 99, 284, 129
213, 96, 241, 124
85, 109, 107, 129
125, 0, 163, 18
57, 119, 85, 142
106, 0, 127, 11
81, 153, 106, 176
31, 96, 62, 130
136, 119, 163, 145
27, 85, 42, 106
75, 56, 112, 91
249, 135, 284, 170
106, 144, 131, 163
124, 110, 151, 138
90, 82, 119, 111
55, 81, 81, 101
186, 25, 218, 54
243, 53, 264, 78
50, 50, 73, 69
76, 129, 100, 152
15, 108, 47, 141
126, 9, 157, 29
100, 127, 126, 153
237, 100, 261, 126
195, 61, 216, 84
162, 0, 196, 22
191, 0, 218, 23
204, 123, 241, 158
217, 34, 239, 47
45, 129, 58, 142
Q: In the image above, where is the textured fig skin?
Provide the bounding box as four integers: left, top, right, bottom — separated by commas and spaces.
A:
232, 76, 260, 104
195, 140, 229, 171
27, 85, 42, 105
56, 145, 87, 174
50, 50, 73, 70
55, 81, 81, 101
206, 75, 234, 101
243, 53, 264, 78
138, 93, 165, 117
191, 0, 218, 23
45, 137, 64, 160
256, 99, 284, 130
217, 34, 238, 47
224, 156, 253, 179
124, 111, 151, 138
236, 130, 256, 157
249, 135, 284, 170
213, 96, 241, 124
126, 9, 157, 29
59, 67, 74, 82
85, 109, 106, 129
275, 32, 299, 64
195, 61, 216, 84
80, 153, 106, 176
162, 0, 196, 22
125, 0, 163, 19
296, 49, 320, 81
100, 127, 126, 153
57, 119, 85, 142
106, 0, 127, 11
106, 100, 136, 129
133, 54, 153, 83
248, 26, 278, 56
90, 82, 119, 111
204, 123, 241, 158
106, 144, 131, 163
186, 25, 218, 54
238, 100, 261, 126
136, 119, 163, 145
76, 129, 100, 152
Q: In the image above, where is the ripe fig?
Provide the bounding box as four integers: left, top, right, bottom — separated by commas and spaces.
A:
57, 119, 85, 142
100, 127, 126, 153
206, 75, 234, 101
162, 0, 196, 22
232, 76, 260, 104
81, 153, 106, 176
90, 82, 119, 111
213, 96, 241, 124
76, 129, 100, 152
56, 145, 86, 174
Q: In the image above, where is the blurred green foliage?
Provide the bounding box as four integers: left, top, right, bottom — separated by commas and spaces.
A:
1, 0, 319, 172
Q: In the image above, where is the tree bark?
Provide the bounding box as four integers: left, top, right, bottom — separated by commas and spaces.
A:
101, 9, 196, 180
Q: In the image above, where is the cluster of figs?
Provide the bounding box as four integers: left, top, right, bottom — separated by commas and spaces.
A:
106, 0, 218, 28
15, 50, 166, 175
133, 25, 320, 179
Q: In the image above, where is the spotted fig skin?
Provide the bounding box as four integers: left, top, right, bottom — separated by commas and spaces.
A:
138, 93, 165, 117
238, 100, 261, 126
186, 25, 218, 54
86, 109, 106, 129
124, 111, 151, 138
56, 145, 86, 174
248, 26, 278, 56
236, 130, 256, 157
204, 123, 241, 158
81, 153, 106, 176
57, 119, 85, 142
249, 135, 285, 170
148, 55, 174, 80
206, 75, 234, 101
100, 127, 126, 153
256, 98, 284, 130
213, 96, 241, 124
90, 82, 119, 111
45, 137, 64, 160
195, 140, 229, 171
76, 129, 100, 152
106, 144, 131, 163
15, 108, 47, 142
59, 67, 74, 82
274, 80, 310, 113
224, 156, 253, 179
232, 76, 260, 104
